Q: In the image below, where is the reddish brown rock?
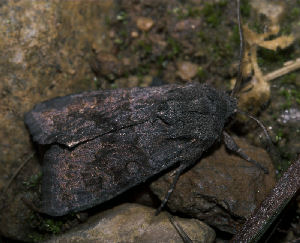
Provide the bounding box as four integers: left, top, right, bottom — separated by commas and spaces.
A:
151, 136, 276, 233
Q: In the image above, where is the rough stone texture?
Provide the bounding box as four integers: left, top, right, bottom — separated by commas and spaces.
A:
0, 1, 115, 241
151, 136, 276, 234
47, 203, 215, 243
0, 191, 39, 241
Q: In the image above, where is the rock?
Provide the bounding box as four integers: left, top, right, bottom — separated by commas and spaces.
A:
91, 52, 124, 78
277, 108, 300, 125
128, 75, 140, 87
151, 136, 276, 234
131, 31, 139, 38
174, 19, 201, 32
176, 61, 199, 81
47, 203, 215, 243
136, 17, 154, 32
0, 0, 115, 241
0, 190, 40, 242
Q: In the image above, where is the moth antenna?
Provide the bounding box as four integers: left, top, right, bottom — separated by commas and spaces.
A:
237, 109, 279, 162
231, 0, 245, 97
223, 131, 269, 173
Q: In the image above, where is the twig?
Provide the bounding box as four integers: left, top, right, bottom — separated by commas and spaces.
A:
264, 58, 300, 82
231, 0, 245, 97
231, 155, 300, 243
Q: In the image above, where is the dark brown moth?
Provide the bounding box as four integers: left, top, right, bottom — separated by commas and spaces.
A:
24, 0, 268, 217
25, 84, 241, 216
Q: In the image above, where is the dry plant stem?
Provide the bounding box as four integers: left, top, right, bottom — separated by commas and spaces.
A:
231, 0, 245, 97
231, 155, 300, 243
250, 45, 264, 83
264, 58, 300, 82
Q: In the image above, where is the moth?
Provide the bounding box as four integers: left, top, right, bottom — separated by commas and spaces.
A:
25, 84, 241, 216
24, 0, 268, 217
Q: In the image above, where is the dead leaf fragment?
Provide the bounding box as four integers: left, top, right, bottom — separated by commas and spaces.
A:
259, 35, 295, 51
233, 10, 295, 114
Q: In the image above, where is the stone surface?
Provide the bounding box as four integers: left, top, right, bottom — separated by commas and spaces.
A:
136, 17, 154, 31
91, 52, 124, 78
151, 136, 276, 233
47, 203, 215, 243
176, 61, 199, 81
0, 0, 115, 241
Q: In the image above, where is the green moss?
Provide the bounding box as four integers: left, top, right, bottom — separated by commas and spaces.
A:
171, 6, 201, 19
240, 0, 251, 18
202, 1, 228, 27
197, 66, 206, 80
42, 219, 63, 234
275, 128, 284, 142
104, 15, 112, 26
114, 38, 123, 45
136, 63, 150, 76
210, 39, 234, 61
29, 213, 64, 234
167, 37, 181, 58
257, 46, 293, 67
156, 55, 167, 67
136, 40, 152, 56
116, 11, 127, 22
23, 172, 42, 190
280, 24, 292, 35
196, 30, 206, 42
291, 7, 300, 19
224, 42, 233, 55
110, 83, 118, 89
186, 6, 201, 18
279, 3, 300, 35
280, 89, 292, 109
279, 87, 300, 109
231, 25, 240, 46
275, 159, 292, 178
279, 73, 297, 85
248, 14, 268, 34
291, 89, 300, 105
114, 30, 128, 49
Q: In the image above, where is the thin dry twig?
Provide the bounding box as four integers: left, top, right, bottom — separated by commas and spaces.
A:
231, 155, 300, 243
264, 58, 300, 82
231, 0, 245, 97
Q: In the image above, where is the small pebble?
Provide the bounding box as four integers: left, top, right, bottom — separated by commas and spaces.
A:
136, 17, 154, 31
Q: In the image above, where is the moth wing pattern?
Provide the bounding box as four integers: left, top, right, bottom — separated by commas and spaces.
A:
24, 83, 236, 216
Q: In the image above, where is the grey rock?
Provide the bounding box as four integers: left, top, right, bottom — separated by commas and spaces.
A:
47, 203, 215, 243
